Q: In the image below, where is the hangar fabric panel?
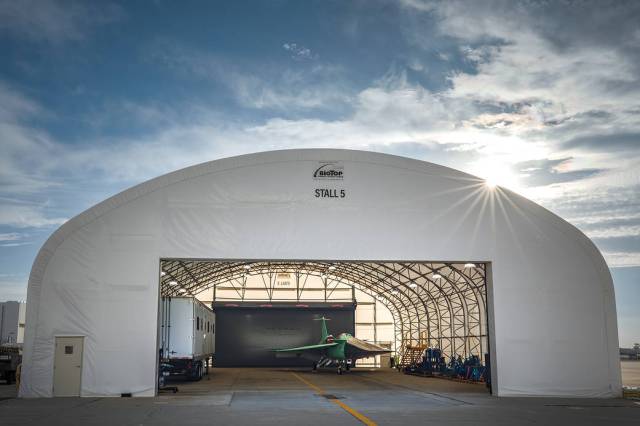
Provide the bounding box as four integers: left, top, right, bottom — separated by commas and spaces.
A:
20, 149, 621, 397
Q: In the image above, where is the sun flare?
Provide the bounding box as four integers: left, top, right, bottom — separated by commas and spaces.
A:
472, 158, 521, 191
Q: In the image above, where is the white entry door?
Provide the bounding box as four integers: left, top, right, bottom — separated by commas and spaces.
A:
53, 336, 84, 397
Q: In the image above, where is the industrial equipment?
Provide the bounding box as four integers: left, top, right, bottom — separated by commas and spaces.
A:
402, 347, 488, 384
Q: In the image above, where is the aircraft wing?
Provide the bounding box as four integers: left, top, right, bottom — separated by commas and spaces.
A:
274, 342, 338, 353
273, 342, 339, 361
344, 336, 392, 360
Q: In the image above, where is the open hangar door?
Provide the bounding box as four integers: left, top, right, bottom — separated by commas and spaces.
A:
158, 259, 490, 388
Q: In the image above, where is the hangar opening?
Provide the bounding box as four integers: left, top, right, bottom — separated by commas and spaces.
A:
157, 259, 490, 389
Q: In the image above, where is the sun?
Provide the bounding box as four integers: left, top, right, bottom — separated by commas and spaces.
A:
484, 176, 499, 188
472, 158, 520, 191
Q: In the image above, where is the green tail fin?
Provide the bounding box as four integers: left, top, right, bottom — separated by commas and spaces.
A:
315, 316, 330, 342
321, 317, 329, 341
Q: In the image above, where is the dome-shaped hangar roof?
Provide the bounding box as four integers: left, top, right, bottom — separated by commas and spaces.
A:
21, 149, 620, 398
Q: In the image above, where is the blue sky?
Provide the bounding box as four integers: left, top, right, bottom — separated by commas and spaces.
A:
0, 0, 638, 346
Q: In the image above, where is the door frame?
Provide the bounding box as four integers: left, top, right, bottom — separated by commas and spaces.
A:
53, 335, 85, 397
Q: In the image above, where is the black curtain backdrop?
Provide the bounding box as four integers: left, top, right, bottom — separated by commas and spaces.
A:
213, 302, 355, 367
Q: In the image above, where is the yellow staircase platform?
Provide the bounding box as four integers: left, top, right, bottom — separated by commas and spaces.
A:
399, 344, 427, 367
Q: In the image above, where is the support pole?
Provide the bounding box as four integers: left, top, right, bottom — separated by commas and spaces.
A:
373, 297, 378, 368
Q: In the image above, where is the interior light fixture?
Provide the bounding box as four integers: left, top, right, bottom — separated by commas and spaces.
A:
160, 271, 167, 276
243, 265, 251, 270
169, 280, 178, 286
432, 274, 442, 279
178, 288, 186, 293
464, 263, 476, 268
409, 283, 418, 288
328, 265, 336, 271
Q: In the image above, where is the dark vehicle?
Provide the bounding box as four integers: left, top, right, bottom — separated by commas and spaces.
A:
0, 346, 22, 385
158, 362, 178, 393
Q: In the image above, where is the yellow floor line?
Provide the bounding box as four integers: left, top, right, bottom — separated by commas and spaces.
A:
291, 372, 324, 393
291, 372, 377, 426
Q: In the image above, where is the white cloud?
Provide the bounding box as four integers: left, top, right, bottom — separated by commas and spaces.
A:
0, 82, 41, 121
449, 40, 636, 118
586, 226, 640, 240
283, 42, 317, 60
0, 276, 27, 301
0, 232, 31, 247
0, 204, 66, 228
602, 252, 640, 268
398, 0, 436, 13
228, 68, 351, 110
149, 41, 348, 112
0, 83, 66, 193
0, 233, 21, 241
401, 1, 640, 166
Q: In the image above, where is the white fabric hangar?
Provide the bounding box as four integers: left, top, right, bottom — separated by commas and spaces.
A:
20, 149, 621, 398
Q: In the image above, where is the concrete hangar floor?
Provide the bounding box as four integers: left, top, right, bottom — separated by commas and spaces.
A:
1, 368, 639, 425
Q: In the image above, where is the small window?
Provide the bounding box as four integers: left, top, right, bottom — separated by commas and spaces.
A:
196, 317, 200, 330
212, 323, 215, 334
65, 345, 74, 355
